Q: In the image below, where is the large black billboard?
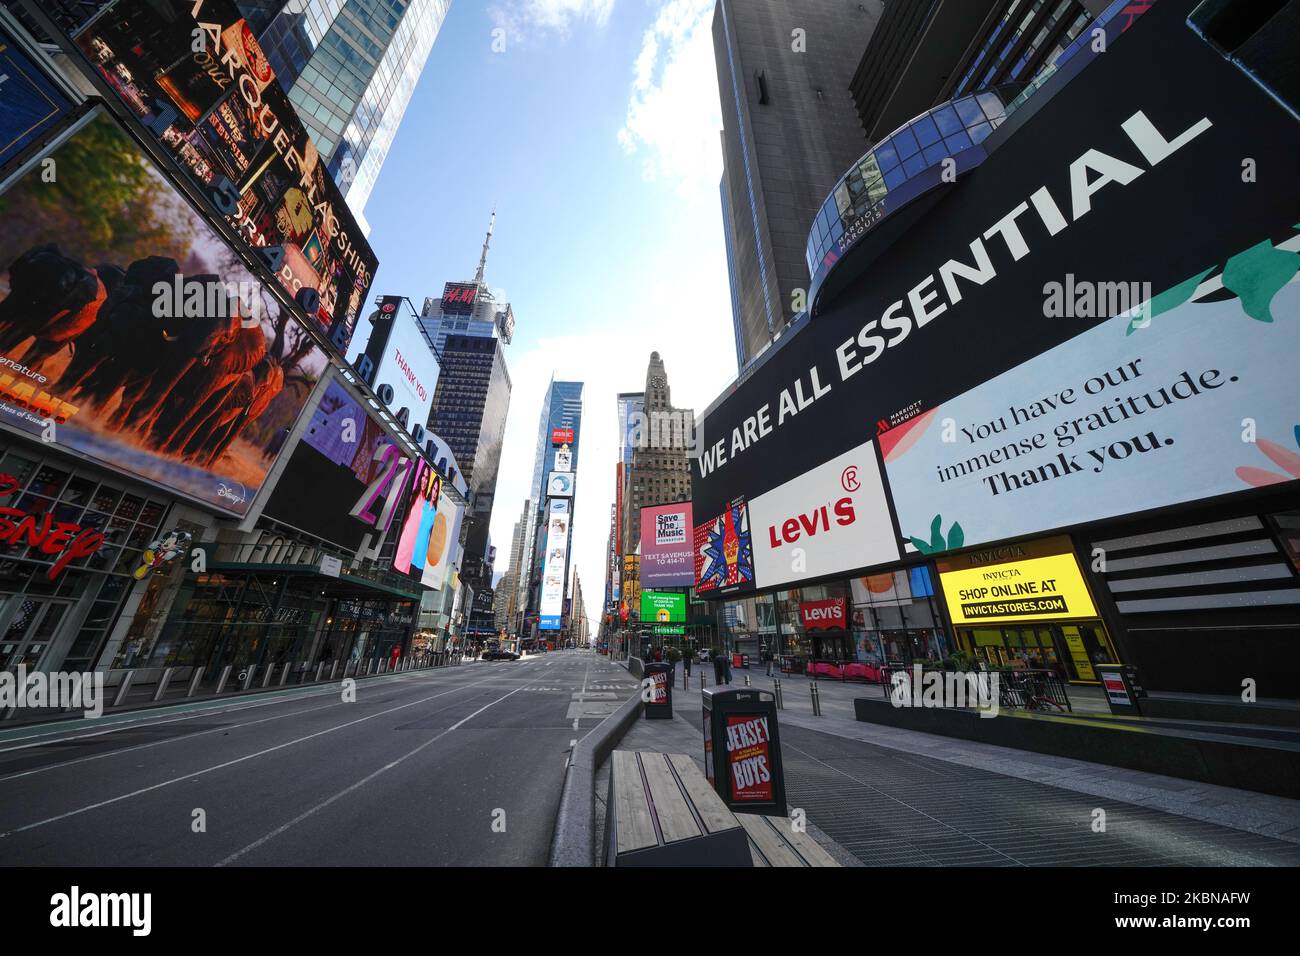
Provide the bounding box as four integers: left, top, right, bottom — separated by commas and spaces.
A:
692, 0, 1300, 587
59, 0, 377, 357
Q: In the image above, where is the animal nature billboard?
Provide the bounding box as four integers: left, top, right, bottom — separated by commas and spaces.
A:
0, 110, 326, 516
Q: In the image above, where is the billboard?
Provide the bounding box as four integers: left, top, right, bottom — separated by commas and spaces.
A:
441, 281, 478, 315
690, 0, 1300, 586
694, 499, 754, 596
553, 447, 572, 472
551, 427, 573, 445
263, 379, 401, 549
748, 439, 897, 590
68, 0, 377, 354
392, 457, 441, 577
370, 308, 436, 430
546, 472, 574, 498
640, 590, 685, 624
0, 20, 73, 173
0, 110, 327, 516
418, 489, 462, 591
936, 541, 1097, 625
539, 512, 570, 630
639, 501, 695, 587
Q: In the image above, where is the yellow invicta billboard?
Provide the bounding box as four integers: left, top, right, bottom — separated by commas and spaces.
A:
937, 543, 1096, 625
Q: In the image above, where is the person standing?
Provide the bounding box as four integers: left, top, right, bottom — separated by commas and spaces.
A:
722, 651, 734, 685
711, 650, 724, 685
764, 646, 774, 677
683, 650, 692, 677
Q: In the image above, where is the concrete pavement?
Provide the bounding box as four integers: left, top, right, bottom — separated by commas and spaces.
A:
0, 649, 636, 866
608, 659, 1300, 865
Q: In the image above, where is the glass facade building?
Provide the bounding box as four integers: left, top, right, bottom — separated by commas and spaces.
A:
237, 0, 451, 216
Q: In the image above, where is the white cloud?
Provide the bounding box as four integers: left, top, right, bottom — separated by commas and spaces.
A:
617, 0, 722, 205
491, 0, 617, 41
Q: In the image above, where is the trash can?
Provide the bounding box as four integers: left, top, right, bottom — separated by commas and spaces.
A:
702, 687, 786, 816
643, 662, 673, 719
1096, 664, 1145, 716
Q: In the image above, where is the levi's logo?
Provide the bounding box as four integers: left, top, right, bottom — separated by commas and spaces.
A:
805, 607, 838, 621
768, 496, 854, 548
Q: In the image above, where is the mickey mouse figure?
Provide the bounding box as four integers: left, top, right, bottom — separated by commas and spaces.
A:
133, 529, 193, 580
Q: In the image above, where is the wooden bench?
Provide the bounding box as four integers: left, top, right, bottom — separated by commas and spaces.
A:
736, 812, 840, 867
606, 751, 751, 866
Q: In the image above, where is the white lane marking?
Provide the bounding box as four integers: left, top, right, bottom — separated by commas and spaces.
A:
0, 672, 507, 839
215, 681, 535, 866
0, 669, 443, 751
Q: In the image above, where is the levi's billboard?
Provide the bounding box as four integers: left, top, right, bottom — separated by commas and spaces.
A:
66, 0, 377, 356
691, 0, 1300, 583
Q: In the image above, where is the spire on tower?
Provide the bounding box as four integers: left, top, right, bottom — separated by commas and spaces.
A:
474, 204, 496, 288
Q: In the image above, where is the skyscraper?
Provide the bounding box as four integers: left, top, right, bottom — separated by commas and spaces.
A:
423, 212, 515, 585
714, 0, 882, 371
237, 0, 451, 217
522, 380, 583, 641
620, 353, 693, 558
419, 211, 516, 354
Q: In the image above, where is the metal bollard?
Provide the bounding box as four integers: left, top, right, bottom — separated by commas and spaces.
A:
242, 666, 257, 691
744, 675, 751, 687
280, 663, 291, 686
682, 668, 689, 690
215, 664, 233, 695
187, 667, 205, 698
153, 667, 174, 702
314, 662, 325, 682
330, 660, 339, 681
810, 680, 822, 716
698, 672, 705, 690
113, 671, 135, 708
262, 665, 275, 688
773, 678, 783, 710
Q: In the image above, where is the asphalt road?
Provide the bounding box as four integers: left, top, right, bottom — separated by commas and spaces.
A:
0, 650, 639, 866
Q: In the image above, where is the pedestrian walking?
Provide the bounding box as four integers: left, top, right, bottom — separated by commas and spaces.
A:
764, 646, 774, 677
722, 652, 734, 685
683, 652, 692, 676
711, 650, 724, 685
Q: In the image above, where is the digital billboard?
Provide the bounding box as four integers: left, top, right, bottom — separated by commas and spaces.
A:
690, 1, 1300, 588
539, 512, 570, 630
370, 308, 436, 430
639, 501, 695, 587
0, 110, 327, 516
67, 0, 377, 355
263, 379, 400, 549
546, 472, 574, 498
441, 282, 478, 315
393, 457, 441, 577
0, 21, 73, 173
693, 499, 754, 596
640, 590, 685, 624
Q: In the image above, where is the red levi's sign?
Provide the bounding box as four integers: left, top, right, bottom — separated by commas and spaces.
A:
726, 714, 773, 802
799, 598, 846, 631
0, 474, 105, 578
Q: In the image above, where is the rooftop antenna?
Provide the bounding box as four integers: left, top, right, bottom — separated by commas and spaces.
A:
474, 204, 496, 288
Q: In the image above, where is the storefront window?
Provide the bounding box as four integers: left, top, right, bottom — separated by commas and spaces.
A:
850, 566, 948, 664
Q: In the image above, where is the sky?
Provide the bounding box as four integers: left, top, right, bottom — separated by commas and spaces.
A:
358, 0, 737, 630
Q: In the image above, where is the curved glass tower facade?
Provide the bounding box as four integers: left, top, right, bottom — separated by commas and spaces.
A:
239, 0, 450, 216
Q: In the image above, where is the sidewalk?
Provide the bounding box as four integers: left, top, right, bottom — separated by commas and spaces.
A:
592, 697, 863, 867
606, 661, 1300, 865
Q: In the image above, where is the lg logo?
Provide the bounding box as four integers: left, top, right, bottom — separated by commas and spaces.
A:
841, 465, 859, 493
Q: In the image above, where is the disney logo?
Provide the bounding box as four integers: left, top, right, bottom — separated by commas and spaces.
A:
217, 482, 247, 504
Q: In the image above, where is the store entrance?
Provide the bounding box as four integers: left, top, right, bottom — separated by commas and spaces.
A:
0, 595, 75, 672
958, 620, 1118, 683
